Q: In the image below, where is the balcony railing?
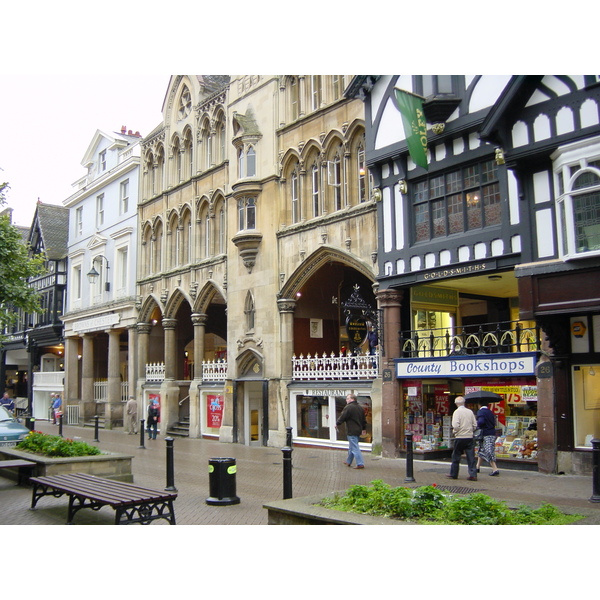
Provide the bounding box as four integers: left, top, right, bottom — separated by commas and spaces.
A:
202, 359, 227, 381
399, 321, 540, 358
292, 351, 379, 381
145, 361, 227, 382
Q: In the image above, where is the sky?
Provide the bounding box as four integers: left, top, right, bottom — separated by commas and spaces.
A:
0, 74, 169, 226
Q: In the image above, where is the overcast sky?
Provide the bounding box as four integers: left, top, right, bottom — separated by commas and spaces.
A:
0, 74, 168, 226
0, 3, 588, 231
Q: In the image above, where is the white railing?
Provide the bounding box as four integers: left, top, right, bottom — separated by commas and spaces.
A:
66, 404, 80, 425
292, 351, 379, 381
146, 363, 165, 382
94, 380, 108, 402
33, 371, 65, 388
202, 360, 227, 381
92, 380, 129, 402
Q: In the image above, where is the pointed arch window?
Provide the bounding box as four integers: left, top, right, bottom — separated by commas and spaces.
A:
291, 167, 300, 223
311, 75, 322, 111
311, 162, 321, 217
358, 141, 367, 203
244, 291, 255, 333
290, 77, 299, 121
238, 197, 256, 231
328, 149, 343, 211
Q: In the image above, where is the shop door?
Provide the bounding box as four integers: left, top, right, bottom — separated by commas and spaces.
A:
245, 383, 263, 446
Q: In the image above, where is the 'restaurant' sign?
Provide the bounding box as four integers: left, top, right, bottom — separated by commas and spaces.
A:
395, 353, 537, 378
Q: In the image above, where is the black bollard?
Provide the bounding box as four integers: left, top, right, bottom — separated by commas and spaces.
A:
286, 426, 293, 447
138, 419, 146, 449
404, 432, 416, 483
165, 437, 177, 491
282, 444, 293, 499
590, 438, 600, 503
93, 415, 100, 443
58, 413, 64, 437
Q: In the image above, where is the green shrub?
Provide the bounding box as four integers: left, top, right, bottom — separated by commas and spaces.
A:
16, 431, 102, 457
320, 480, 583, 525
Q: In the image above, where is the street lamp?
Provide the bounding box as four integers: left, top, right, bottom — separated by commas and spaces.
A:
87, 255, 110, 291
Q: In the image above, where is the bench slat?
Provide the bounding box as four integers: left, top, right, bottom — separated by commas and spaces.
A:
0, 459, 36, 468
30, 473, 176, 507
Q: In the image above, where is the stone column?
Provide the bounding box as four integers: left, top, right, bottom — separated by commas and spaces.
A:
127, 325, 138, 401
377, 288, 404, 457
277, 298, 296, 379
64, 336, 80, 414
137, 322, 151, 381
162, 318, 178, 380
189, 313, 207, 438
81, 333, 95, 422
105, 328, 121, 429
161, 318, 180, 433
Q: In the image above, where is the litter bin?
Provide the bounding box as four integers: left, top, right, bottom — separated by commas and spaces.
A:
25, 417, 35, 431
206, 457, 240, 505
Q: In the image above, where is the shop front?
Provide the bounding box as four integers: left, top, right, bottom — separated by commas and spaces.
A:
396, 352, 540, 468
289, 384, 373, 451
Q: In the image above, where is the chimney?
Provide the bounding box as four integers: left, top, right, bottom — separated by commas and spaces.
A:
121, 125, 127, 134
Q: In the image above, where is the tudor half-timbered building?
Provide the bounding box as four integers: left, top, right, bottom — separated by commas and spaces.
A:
347, 75, 600, 474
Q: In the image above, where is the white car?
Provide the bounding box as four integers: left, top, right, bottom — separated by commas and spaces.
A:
0, 405, 30, 447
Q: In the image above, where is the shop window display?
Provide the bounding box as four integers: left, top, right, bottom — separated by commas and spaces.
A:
403, 377, 538, 460
296, 394, 372, 443
572, 364, 600, 447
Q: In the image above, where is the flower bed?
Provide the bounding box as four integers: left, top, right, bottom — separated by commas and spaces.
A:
0, 432, 133, 483
16, 431, 101, 457
264, 480, 594, 525
319, 480, 583, 525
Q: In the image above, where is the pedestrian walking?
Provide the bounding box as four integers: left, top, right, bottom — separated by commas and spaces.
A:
476, 400, 500, 476
147, 401, 160, 440
126, 396, 138, 435
52, 394, 62, 425
336, 393, 367, 469
447, 396, 478, 481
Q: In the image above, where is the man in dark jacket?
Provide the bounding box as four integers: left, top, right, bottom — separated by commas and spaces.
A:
336, 393, 367, 469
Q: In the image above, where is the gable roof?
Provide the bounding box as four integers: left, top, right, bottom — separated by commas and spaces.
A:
29, 202, 70, 260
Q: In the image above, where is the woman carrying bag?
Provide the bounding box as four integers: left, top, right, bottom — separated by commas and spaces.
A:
476, 400, 500, 476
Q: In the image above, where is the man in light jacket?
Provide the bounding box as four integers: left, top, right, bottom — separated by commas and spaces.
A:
447, 396, 478, 481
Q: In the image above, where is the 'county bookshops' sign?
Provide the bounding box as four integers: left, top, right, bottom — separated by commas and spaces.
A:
395, 353, 537, 378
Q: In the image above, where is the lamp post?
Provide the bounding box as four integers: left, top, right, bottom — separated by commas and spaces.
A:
87, 255, 110, 291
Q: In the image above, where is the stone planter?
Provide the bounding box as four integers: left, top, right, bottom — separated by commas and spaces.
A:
264, 493, 408, 525
263, 493, 600, 525
0, 447, 134, 483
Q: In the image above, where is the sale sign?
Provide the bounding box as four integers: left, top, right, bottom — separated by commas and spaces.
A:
207, 394, 224, 429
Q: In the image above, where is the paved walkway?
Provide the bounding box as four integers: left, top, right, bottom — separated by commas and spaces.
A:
1, 420, 599, 525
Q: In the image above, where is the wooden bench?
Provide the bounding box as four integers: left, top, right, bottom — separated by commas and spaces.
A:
29, 472, 177, 525
0, 459, 36, 486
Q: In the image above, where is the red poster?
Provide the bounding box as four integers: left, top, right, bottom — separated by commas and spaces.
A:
207, 394, 224, 429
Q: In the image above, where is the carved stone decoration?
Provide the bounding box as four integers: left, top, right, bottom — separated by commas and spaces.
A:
232, 231, 263, 273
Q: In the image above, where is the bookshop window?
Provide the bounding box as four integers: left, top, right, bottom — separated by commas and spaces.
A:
413, 159, 501, 243
572, 365, 600, 447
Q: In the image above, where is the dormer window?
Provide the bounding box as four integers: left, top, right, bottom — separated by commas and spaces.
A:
99, 150, 107, 172
413, 75, 462, 125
